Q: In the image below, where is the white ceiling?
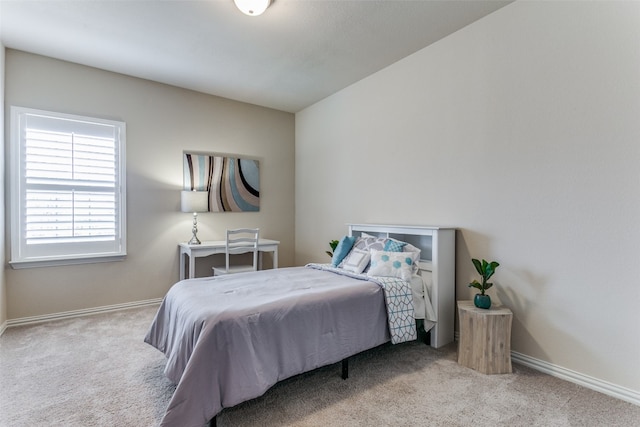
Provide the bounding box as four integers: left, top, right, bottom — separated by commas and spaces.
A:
0, 0, 511, 113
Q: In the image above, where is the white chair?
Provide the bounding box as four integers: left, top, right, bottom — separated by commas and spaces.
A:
212, 228, 260, 276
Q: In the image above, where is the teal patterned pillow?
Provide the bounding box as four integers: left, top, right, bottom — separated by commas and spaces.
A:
367, 250, 419, 281
384, 239, 406, 252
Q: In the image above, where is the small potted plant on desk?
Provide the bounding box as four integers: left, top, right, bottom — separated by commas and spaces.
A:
468, 258, 500, 309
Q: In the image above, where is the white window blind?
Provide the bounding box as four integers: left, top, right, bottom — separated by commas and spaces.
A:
10, 107, 127, 268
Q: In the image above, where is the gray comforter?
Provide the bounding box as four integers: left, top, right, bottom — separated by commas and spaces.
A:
144, 266, 390, 427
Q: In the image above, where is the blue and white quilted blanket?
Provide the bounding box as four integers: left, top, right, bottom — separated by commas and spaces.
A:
306, 263, 417, 344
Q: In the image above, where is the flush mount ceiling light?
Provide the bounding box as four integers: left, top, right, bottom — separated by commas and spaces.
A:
234, 0, 271, 16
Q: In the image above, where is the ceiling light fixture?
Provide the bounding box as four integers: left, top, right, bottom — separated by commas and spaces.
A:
234, 0, 271, 16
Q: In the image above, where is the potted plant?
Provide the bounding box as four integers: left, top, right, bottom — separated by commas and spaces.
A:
468, 258, 500, 309
326, 240, 339, 259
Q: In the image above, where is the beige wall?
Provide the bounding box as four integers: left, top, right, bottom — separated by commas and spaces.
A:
295, 1, 640, 393
4, 50, 295, 319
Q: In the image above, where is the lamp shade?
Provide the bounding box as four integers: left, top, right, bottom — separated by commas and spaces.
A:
234, 0, 271, 16
181, 190, 209, 213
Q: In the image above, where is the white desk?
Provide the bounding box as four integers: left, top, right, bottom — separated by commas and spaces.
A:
179, 239, 280, 280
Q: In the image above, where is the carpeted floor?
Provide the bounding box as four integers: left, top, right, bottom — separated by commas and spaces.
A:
0, 305, 638, 427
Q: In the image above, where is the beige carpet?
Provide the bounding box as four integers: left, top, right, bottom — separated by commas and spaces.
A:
0, 305, 638, 427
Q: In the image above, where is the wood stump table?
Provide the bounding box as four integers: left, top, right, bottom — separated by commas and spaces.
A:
457, 300, 513, 374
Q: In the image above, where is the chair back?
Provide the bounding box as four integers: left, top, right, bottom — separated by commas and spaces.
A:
224, 228, 259, 272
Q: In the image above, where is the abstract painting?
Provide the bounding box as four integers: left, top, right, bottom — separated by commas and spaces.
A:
183, 152, 260, 212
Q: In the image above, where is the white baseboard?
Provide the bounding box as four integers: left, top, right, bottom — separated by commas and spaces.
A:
0, 320, 7, 337
453, 332, 638, 406
511, 351, 640, 406
3, 298, 162, 331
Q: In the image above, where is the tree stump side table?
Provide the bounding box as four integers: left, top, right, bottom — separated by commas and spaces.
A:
457, 300, 513, 374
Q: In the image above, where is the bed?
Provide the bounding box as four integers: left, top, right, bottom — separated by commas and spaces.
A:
145, 223, 455, 427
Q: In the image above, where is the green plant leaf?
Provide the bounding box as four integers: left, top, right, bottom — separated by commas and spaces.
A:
468, 280, 482, 290
484, 269, 494, 281
472, 258, 483, 275
484, 261, 499, 280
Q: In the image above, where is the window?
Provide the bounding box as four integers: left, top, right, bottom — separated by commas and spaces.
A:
10, 107, 126, 268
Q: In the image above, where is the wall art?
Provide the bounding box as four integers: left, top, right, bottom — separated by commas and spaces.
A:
183, 152, 260, 212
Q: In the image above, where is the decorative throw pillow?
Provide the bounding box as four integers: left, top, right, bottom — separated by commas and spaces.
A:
331, 235, 356, 267
400, 241, 421, 273
353, 235, 387, 252
339, 235, 387, 269
367, 250, 419, 281
341, 248, 371, 274
384, 239, 406, 252
402, 242, 421, 255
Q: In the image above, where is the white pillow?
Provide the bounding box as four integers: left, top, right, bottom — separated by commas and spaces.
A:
367, 250, 419, 281
341, 248, 371, 274
387, 238, 421, 273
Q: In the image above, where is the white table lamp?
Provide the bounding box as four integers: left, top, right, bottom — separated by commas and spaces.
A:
181, 190, 209, 245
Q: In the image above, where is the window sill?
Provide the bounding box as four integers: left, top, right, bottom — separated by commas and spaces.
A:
9, 254, 126, 269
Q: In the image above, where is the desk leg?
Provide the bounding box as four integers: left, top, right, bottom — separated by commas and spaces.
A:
188, 254, 195, 279
179, 251, 186, 281
273, 247, 278, 269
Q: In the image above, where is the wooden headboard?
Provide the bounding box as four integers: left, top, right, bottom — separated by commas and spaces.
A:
347, 223, 456, 349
